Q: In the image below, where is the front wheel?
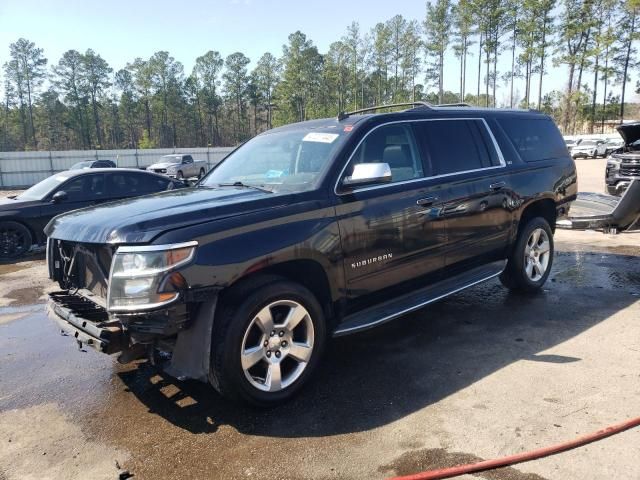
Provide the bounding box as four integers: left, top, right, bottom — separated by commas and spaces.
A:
210, 278, 326, 407
198, 168, 205, 179
500, 217, 554, 292
0, 221, 32, 259
176, 171, 184, 179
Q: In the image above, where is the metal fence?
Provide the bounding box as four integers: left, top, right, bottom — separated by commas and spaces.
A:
0, 147, 235, 188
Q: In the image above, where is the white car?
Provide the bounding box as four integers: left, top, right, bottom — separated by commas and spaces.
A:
603, 137, 624, 156
571, 139, 608, 159
147, 155, 207, 179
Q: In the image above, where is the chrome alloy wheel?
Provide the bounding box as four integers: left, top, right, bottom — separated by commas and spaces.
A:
524, 228, 551, 281
240, 300, 315, 392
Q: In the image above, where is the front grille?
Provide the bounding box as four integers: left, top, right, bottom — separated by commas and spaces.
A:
620, 165, 640, 176
54, 241, 113, 300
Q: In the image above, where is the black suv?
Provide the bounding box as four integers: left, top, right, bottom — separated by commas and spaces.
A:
45, 103, 577, 406
606, 123, 640, 196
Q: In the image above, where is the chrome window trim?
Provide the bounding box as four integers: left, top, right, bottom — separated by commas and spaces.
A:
334, 117, 507, 196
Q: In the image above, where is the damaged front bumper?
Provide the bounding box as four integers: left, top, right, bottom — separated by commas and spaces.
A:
48, 291, 127, 354
47, 289, 219, 383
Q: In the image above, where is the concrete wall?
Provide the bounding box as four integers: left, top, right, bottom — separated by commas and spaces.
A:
0, 147, 234, 188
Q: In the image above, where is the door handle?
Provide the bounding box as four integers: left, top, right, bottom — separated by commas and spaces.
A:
417, 196, 438, 207
489, 181, 506, 191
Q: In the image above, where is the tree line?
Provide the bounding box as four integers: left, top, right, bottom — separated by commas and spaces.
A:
1, 0, 639, 152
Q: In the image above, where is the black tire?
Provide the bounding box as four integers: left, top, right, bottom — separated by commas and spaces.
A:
606, 186, 619, 196
500, 217, 554, 293
0, 221, 33, 259
176, 170, 184, 179
198, 168, 205, 179
209, 277, 326, 407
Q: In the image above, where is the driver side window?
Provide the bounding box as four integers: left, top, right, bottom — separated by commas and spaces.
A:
349, 124, 424, 183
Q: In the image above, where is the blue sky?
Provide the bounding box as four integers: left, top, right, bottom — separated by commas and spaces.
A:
0, 0, 634, 104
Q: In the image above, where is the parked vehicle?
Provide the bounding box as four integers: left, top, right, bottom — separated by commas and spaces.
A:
564, 137, 579, 154
147, 154, 207, 179
45, 103, 577, 406
70, 160, 117, 170
603, 136, 624, 156
571, 139, 608, 158
0, 169, 184, 259
606, 123, 640, 196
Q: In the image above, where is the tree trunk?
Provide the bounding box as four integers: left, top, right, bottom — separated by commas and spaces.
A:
563, 60, 576, 133
590, 55, 599, 134
477, 32, 483, 101
537, 17, 548, 110
620, 9, 636, 123
91, 93, 103, 147
510, 26, 516, 108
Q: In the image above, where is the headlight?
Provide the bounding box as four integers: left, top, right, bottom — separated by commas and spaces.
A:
107, 242, 197, 312
166, 166, 177, 173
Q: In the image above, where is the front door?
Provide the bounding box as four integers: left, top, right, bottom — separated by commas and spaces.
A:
37, 173, 106, 233
334, 123, 447, 302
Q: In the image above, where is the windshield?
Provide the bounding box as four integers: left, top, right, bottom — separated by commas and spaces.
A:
16, 174, 71, 201
201, 128, 346, 193
580, 140, 597, 146
161, 156, 182, 164
70, 161, 92, 169
565, 140, 576, 145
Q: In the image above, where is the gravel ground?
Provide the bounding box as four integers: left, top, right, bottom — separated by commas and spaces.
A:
0, 158, 639, 480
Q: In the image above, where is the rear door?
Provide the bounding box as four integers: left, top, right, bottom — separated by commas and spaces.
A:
334, 122, 447, 300
414, 118, 513, 268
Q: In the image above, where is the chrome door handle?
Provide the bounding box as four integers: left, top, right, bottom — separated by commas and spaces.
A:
489, 181, 506, 191
417, 196, 438, 207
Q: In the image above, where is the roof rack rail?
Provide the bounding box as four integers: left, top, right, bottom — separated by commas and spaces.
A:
337, 101, 432, 121
435, 102, 471, 107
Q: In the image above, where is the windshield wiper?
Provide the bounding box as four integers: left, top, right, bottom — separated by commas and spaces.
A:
217, 181, 273, 193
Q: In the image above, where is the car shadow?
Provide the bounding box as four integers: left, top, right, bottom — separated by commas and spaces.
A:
116, 250, 640, 437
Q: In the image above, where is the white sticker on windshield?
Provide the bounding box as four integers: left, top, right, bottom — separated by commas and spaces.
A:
303, 132, 339, 143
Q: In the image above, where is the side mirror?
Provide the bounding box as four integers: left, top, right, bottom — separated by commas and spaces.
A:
51, 191, 68, 203
342, 163, 392, 189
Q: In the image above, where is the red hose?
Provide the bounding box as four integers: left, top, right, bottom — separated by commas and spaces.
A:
389, 416, 640, 480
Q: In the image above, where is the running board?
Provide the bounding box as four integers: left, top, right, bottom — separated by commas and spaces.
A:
333, 260, 506, 337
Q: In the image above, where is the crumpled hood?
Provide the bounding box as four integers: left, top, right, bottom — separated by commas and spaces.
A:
147, 162, 177, 169
616, 122, 640, 146
44, 187, 280, 244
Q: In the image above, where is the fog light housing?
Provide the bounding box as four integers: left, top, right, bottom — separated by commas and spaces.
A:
107, 242, 196, 312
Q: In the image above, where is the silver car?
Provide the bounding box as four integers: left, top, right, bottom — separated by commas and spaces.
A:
147, 155, 207, 179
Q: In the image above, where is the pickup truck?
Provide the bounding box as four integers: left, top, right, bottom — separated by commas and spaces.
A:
606, 123, 640, 196
45, 103, 578, 406
147, 154, 207, 179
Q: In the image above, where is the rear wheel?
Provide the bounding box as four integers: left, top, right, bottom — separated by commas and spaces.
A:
500, 217, 554, 292
0, 221, 32, 259
210, 278, 326, 407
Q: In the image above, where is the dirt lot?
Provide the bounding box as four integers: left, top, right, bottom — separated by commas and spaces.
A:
1, 159, 639, 480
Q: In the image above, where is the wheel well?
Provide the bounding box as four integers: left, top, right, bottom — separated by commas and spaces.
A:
222, 260, 334, 319
0, 219, 37, 245
519, 199, 556, 233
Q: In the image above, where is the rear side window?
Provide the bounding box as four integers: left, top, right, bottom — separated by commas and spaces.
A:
136, 174, 171, 193
414, 119, 498, 176
498, 118, 567, 162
